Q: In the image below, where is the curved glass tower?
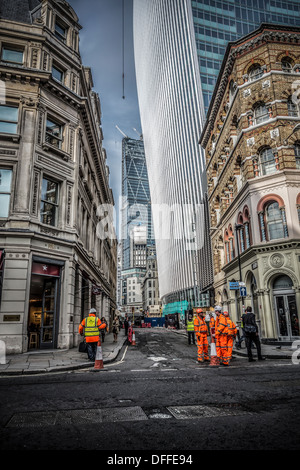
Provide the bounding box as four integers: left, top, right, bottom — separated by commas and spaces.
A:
133, 0, 207, 306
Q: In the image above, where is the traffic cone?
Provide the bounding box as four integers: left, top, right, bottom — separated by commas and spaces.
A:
209, 336, 219, 367
94, 339, 104, 370
131, 330, 136, 346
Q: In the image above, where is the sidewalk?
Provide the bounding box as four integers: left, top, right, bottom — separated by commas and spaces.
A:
0, 327, 296, 376
0, 330, 128, 377
170, 327, 296, 360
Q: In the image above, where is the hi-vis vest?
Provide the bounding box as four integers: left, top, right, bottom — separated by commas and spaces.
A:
84, 316, 100, 337
187, 318, 194, 332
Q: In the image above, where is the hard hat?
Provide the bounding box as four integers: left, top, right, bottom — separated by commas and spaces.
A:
197, 308, 203, 313
89, 308, 97, 314
214, 305, 222, 311
223, 311, 229, 316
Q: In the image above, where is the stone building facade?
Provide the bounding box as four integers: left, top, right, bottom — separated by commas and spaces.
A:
0, 0, 117, 353
200, 23, 300, 342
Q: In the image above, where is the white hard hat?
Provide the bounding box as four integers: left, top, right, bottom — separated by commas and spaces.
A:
89, 308, 97, 313
214, 305, 222, 311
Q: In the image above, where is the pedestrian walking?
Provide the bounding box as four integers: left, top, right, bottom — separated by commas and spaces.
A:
186, 311, 195, 345
124, 315, 129, 336
112, 315, 119, 342
100, 317, 108, 343
194, 309, 209, 363
216, 310, 230, 366
78, 308, 106, 362
225, 311, 237, 363
242, 306, 265, 362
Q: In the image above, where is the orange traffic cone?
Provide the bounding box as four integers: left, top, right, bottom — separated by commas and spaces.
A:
94, 339, 104, 370
131, 330, 136, 346
209, 335, 219, 367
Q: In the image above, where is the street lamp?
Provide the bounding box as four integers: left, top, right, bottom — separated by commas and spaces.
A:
235, 223, 245, 314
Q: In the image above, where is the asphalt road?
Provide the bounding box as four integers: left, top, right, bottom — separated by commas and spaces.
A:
0, 328, 300, 454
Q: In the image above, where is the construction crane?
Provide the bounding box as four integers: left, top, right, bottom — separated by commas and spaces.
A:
115, 125, 128, 138
132, 128, 143, 140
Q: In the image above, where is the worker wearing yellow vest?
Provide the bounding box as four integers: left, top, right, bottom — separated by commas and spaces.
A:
194, 309, 209, 363
79, 308, 106, 361
224, 311, 237, 363
186, 311, 196, 345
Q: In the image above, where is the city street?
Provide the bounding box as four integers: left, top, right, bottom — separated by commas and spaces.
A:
0, 328, 300, 452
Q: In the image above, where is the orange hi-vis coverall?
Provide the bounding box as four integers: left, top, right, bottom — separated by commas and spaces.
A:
194, 314, 209, 362
214, 315, 221, 363
216, 313, 229, 365
227, 317, 237, 362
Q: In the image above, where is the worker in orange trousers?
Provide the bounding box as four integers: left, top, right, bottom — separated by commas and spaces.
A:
216, 310, 230, 366
194, 309, 209, 363
213, 305, 222, 364
225, 311, 237, 363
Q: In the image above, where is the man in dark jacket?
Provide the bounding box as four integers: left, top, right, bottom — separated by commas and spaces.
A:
241, 306, 265, 362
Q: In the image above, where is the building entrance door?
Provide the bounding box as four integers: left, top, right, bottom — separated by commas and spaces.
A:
28, 262, 61, 350
275, 294, 299, 339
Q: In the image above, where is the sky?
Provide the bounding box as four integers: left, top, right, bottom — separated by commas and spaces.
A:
68, 0, 142, 235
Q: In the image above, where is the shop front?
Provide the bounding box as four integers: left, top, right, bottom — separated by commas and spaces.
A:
28, 258, 63, 350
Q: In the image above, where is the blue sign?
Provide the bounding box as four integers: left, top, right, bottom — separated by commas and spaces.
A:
240, 286, 247, 297
229, 282, 239, 290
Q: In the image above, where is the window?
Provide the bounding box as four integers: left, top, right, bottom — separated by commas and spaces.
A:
0, 105, 18, 134
45, 118, 63, 149
1, 47, 23, 64
40, 178, 58, 226
0, 169, 12, 217
55, 21, 67, 43
265, 202, 285, 240
260, 147, 277, 175
248, 64, 264, 81
287, 97, 298, 117
281, 58, 293, 73
254, 103, 269, 125
295, 144, 300, 169
52, 65, 64, 83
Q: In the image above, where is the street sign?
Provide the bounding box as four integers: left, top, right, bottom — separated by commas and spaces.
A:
229, 281, 239, 290
239, 286, 247, 297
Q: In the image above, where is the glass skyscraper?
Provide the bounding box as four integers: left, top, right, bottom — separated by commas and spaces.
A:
133, 0, 299, 309
121, 136, 153, 271
192, 0, 299, 113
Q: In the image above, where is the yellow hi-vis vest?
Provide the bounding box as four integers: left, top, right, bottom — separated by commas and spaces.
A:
187, 319, 194, 331
84, 316, 99, 337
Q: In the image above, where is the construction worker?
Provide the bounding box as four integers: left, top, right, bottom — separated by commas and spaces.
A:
186, 311, 195, 345
194, 309, 209, 363
224, 311, 237, 363
212, 305, 222, 364
78, 308, 106, 362
216, 310, 230, 366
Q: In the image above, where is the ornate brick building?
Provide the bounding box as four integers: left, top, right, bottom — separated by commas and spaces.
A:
0, 0, 117, 353
200, 23, 300, 342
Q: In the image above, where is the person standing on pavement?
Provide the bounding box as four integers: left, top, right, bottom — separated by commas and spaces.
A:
100, 317, 108, 343
216, 309, 230, 366
112, 315, 119, 342
78, 308, 106, 362
186, 311, 196, 345
224, 311, 237, 363
124, 315, 129, 336
242, 306, 265, 362
213, 306, 222, 364
194, 309, 209, 363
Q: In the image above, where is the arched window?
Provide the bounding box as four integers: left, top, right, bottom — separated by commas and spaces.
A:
287, 96, 298, 117
259, 147, 277, 175
281, 57, 293, 73
248, 64, 264, 81
265, 202, 285, 240
254, 102, 269, 125
224, 228, 235, 264
295, 143, 300, 169
258, 196, 288, 242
